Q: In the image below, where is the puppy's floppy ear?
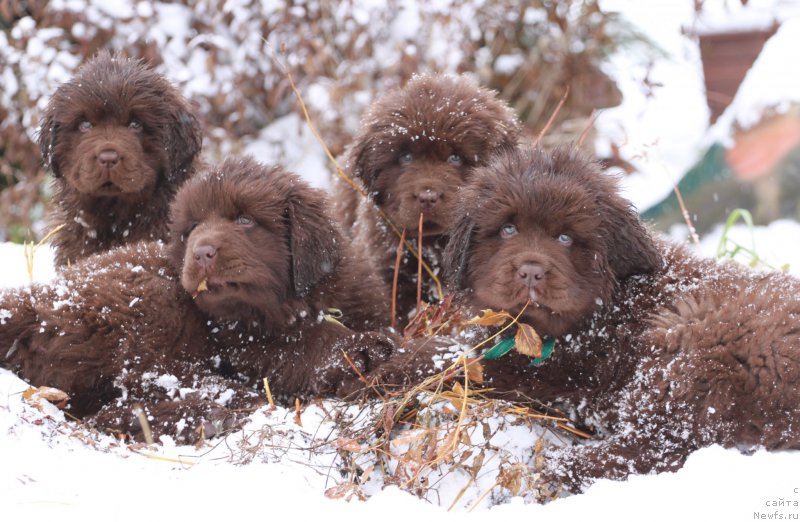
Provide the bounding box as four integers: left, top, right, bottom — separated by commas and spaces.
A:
286, 186, 342, 297
37, 105, 60, 178
344, 133, 378, 194
597, 183, 661, 279
443, 210, 476, 290
164, 95, 202, 183
551, 146, 661, 280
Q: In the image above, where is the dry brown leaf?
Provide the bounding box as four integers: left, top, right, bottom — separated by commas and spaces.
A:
402, 294, 461, 339
465, 358, 484, 385
468, 451, 486, 479
465, 308, 513, 327
515, 323, 543, 358
449, 381, 467, 411
440, 406, 458, 417
437, 430, 458, 463
333, 437, 364, 453
192, 278, 208, 299
533, 435, 547, 471
381, 403, 395, 434
390, 428, 428, 448
497, 464, 526, 496
22, 386, 70, 410
359, 464, 375, 485
324, 482, 360, 500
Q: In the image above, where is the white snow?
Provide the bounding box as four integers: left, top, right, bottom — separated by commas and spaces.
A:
494, 53, 525, 75
1, 362, 799, 520
151, 373, 180, 394
0, 242, 56, 289
244, 113, 332, 190
693, 0, 800, 34
672, 218, 800, 276
596, 0, 709, 212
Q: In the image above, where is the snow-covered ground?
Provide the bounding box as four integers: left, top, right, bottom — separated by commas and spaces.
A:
2, 355, 799, 521
3, 0, 800, 520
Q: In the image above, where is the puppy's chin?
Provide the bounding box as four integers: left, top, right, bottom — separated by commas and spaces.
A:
403, 220, 446, 237
518, 307, 581, 339
386, 207, 451, 237
184, 275, 278, 321
472, 279, 599, 339
475, 295, 572, 339
66, 163, 158, 201
191, 287, 261, 321
91, 181, 125, 197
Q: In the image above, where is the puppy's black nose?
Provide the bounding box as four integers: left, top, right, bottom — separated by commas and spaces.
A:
98, 149, 120, 169
193, 244, 217, 268
417, 190, 441, 211
518, 263, 545, 287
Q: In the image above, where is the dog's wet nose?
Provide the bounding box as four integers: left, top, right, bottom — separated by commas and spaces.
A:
193, 244, 217, 269
98, 149, 120, 169
417, 190, 441, 211
518, 263, 545, 287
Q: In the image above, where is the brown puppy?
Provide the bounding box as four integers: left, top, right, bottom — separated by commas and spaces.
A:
169, 157, 393, 401
442, 146, 800, 491
39, 50, 202, 266
334, 73, 521, 324
1, 157, 392, 442
0, 241, 234, 441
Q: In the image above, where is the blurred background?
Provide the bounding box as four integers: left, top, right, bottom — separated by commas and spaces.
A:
1, 0, 799, 258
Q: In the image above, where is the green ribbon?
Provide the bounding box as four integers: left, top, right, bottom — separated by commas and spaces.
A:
483, 336, 516, 360
483, 335, 556, 366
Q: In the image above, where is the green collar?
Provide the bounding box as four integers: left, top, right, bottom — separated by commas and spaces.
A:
483, 335, 556, 366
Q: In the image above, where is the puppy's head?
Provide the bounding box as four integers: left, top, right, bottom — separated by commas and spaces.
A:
443, 146, 660, 337
38, 50, 201, 200
345, 73, 520, 235
168, 157, 341, 324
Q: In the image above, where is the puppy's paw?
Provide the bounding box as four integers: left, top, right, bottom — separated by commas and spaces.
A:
365, 335, 456, 388
90, 399, 245, 444
318, 330, 400, 398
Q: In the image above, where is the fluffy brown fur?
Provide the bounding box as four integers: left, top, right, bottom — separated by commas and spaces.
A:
1, 157, 392, 442
168, 157, 393, 401
0, 241, 238, 441
39, 50, 202, 267
439, 146, 800, 491
333, 73, 521, 324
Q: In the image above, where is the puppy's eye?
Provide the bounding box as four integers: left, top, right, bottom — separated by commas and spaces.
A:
78, 121, 92, 132
128, 119, 143, 132
181, 221, 199, 242
236, 215, 254, 226
447, 153, 463, 166
558, 233, 573, 247
399, 152, 413, 165
500, 224, 518, 238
